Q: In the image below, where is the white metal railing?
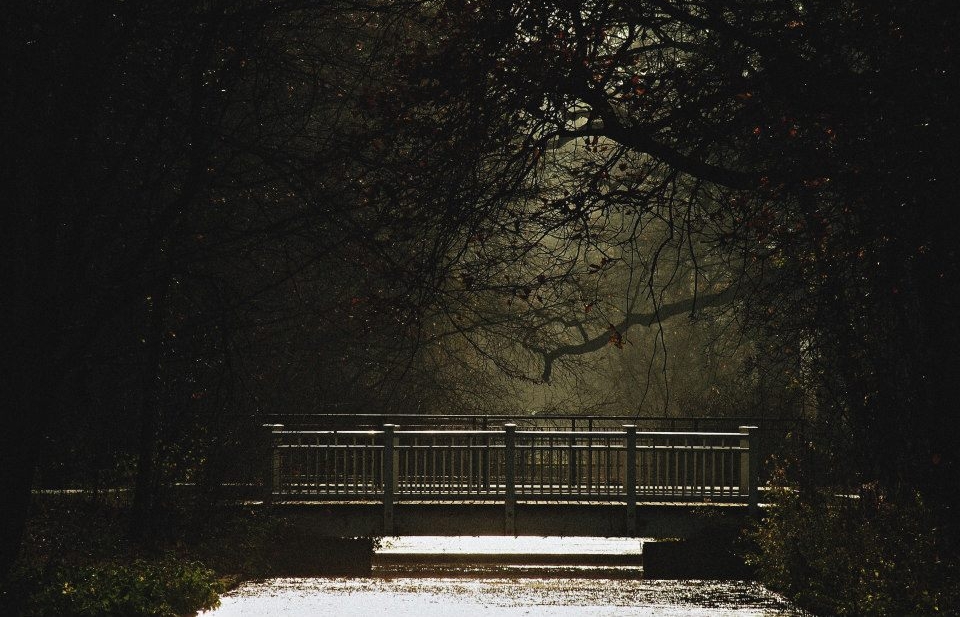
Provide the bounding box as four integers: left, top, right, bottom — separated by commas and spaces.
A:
262, 423, 759, 533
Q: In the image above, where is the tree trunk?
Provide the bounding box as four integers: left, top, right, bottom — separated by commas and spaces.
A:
0, 421, 39, 580
0, 334, 56, 579
131, 284, 167, 545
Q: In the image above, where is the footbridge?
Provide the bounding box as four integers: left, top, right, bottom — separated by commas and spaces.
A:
257, 415, 798, 536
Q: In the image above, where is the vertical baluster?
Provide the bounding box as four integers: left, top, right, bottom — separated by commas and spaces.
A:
435, 434, 440, 495
342, 434, 347, 495
653, 439, 660, 498
710, 444, 717, 500
356, 436, 363, 496
543, 434, 550, 496
350, 437, 357, 496
409, 436, 415, 494
429, 435, 436, 496
357, 435, 364, 495
676, 437, 682, 498
721, 444, 728, 499
728, 437, 734, 499
740, 425, 759, 513
426, 435, 432, 495
414, 436, 420, 494
462, 436, 467, 494
343, 437, 349, 496
448, 436, 454, 494
637, 441, 643, 499
625, 425, 637, 535
663, 437, 676, 501
667, 437, 673, 499
618, 433, 624, 495
482, 433, 490, 492
586, 435, 593, 495
456, 436, 461, 494
382, 425, 396, 535
504, 424, 516, 534
360, 435, 368, 495
319, 434, 326, 496
401, 432, 408, 496
701, 438, 707, 500
663, 437, 669, 499
552, 434, 558, 494
322, 435, 330, 496
463, 436, 468, 494
418, 435, 422, 493
609, 434, 615, 496
490, 434, 497, 496
367, 434, 374, 494
682, 436, 689, 499
452, 436, 458, 494
652, 440, 658, 498
313, 434, 319, 496
662, 438, 668, 499
595, 435, 601, 496
468, 435, 476, 496
643, 441, 650, 498
331, 434, 338, 496
552, 433, 558, 494
445, 435, 451, 496
427, 435, 443, 492
336, 433, 342, 496
664, 438, 670, 499
262, 424, 282, 503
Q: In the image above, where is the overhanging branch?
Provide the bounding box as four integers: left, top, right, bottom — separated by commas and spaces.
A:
540, 285, 739, 382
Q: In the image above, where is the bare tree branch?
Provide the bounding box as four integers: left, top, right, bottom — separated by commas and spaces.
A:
539, 285, 739, 382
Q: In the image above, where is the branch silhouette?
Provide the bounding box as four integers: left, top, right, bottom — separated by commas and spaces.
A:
539, 286, 739, 383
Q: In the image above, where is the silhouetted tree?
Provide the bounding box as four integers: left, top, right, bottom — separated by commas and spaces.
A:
377, 0, 960, 514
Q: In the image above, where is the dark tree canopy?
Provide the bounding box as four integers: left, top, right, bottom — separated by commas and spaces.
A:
3, 0, 960, 598
380, 0, 960, 498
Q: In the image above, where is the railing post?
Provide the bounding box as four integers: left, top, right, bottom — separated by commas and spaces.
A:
383, 424, 397, 535
262, 424, 284, 503
504, 423, 516, 535
624, 425, 637, 535
739, 425, 759, 514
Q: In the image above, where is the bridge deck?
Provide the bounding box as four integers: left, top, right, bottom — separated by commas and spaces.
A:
251, 501, 750, 537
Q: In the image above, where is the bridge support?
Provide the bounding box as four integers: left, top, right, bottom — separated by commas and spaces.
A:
624, 425, 637, 535
383, 424, 397, 534
504, 423, 516, 535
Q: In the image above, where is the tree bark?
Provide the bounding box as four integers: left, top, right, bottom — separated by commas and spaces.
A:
131, 283, 167, 545
0, 409, 40, 580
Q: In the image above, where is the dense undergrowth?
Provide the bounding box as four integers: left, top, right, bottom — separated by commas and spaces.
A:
0, 495, 304, 616
747, 467, 960, 616
5, 558, 222, 617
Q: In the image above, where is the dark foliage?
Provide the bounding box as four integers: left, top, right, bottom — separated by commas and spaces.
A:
3, 1, 959, 611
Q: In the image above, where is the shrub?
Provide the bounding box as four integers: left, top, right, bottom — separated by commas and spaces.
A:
747, 468, 960, 615
8, 558, 223, 617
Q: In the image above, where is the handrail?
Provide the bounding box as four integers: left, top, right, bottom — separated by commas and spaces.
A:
262, 412, 800, 426
261, 422, 761, 535
268, 427, 751, 439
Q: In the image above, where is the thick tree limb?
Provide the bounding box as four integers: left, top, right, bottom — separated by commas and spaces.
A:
561, 75, 760, 190
540, 285, 739, 382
